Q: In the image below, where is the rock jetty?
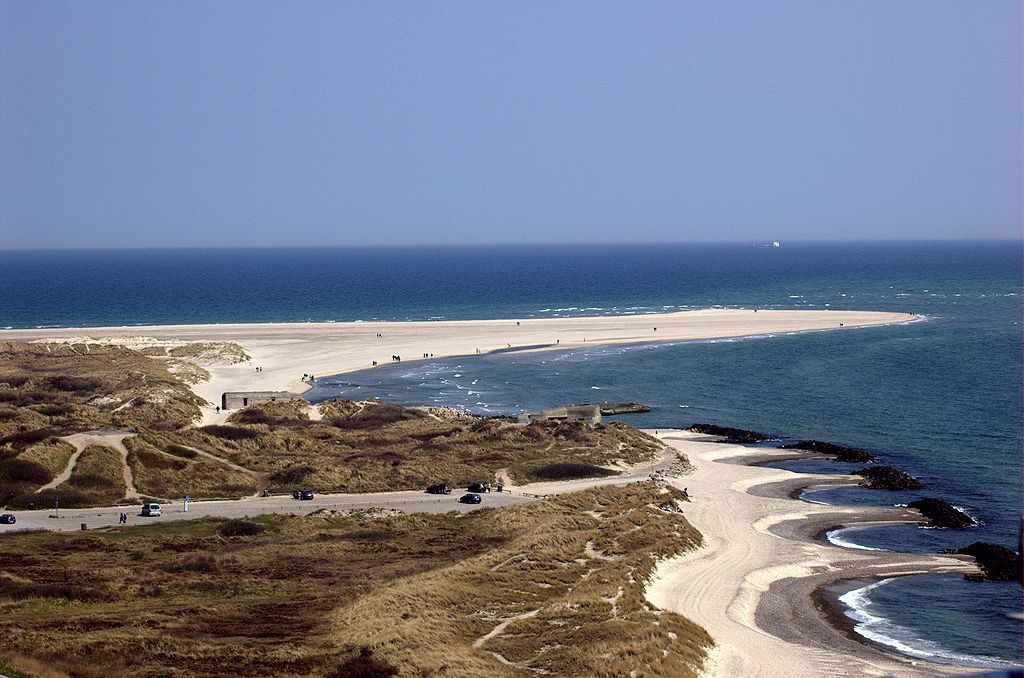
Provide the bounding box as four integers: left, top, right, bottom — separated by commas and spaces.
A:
779, 440, 875, 463
686, 423, 771, 444
854, 466, 922, 490
907, 498, 973, 529
955, 542, 1023, 582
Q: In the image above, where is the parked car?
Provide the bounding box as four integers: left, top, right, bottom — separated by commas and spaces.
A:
467, 482, 490, 493
0, 514, 15, 525
426, 483, 451, 495
140, 502, 161, 517
292, 489, 315, 500
459, 493, 482, 505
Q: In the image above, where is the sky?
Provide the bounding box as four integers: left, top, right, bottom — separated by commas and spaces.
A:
0, 2, 1020, 249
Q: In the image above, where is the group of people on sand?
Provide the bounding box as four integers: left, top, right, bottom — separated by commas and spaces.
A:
391, 355, 401, 362
254, 366, 263, 372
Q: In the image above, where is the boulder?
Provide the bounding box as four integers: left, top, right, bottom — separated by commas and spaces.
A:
955, 542, 1022, 582
907, 498, 973, 529
686, 423, 770, 443
854, 466, 923, 490
779, 440, 875, 463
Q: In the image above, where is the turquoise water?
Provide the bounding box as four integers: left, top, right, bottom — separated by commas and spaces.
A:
2, 241, 1021, 665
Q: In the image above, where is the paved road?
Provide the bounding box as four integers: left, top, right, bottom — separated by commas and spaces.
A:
1, 447, 677, 534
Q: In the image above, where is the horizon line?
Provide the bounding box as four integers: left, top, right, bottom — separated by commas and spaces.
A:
1, 236, 1021, 253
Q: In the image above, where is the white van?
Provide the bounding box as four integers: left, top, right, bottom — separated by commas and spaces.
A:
141, 502, 161, 517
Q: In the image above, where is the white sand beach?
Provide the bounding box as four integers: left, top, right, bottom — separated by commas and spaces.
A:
646, 431, 977, 678
0, 308, 915, 425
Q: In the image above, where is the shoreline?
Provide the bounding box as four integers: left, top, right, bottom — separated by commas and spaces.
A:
0, 308, 917, 426
645, 431, 983, 677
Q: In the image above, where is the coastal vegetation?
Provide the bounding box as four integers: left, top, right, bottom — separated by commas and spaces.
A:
0, 341, 203, 435
1, 341, 664, 507
0, 483, 710, 677
125, 398, 664, 498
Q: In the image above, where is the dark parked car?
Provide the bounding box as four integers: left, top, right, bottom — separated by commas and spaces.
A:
459, 493, 482, 505
292, 489, 315, 500
426, 483, 451, 495
467, 482, 490, 493
0, 514, 15, 525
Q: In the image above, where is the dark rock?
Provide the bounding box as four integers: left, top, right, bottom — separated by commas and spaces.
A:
907, 498, 974, 529
955, 542, 1022, 582
854, 466, 922, 490
778, 440, 875, 463
598, 402, 651, 415
686, 423, 771, 443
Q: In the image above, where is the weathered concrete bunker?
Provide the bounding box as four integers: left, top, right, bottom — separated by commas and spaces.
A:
221, 391, 302, 410
518, 404, 602, 425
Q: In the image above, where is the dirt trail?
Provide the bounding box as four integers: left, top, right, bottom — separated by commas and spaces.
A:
39, 430, 139, 500
177, 445, 270, 498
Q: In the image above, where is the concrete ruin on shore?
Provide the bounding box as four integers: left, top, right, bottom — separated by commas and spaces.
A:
221, 391, 302, 410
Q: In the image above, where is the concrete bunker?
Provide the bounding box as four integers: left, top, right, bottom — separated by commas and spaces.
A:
221, 391, 302, 410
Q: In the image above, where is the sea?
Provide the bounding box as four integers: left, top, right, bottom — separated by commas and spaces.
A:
1, 241, 1021, 667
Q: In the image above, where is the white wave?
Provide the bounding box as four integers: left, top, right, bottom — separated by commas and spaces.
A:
590, 386, 603, 390
825, 527, 883, 551
800, 490, 833, 505
839, 579, 1016, 669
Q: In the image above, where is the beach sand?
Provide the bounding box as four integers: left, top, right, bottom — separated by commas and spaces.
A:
646, 431, 977, 678
0, 308, 915, 425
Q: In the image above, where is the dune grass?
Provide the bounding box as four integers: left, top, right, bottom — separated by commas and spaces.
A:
123, 436, 258, 500
0, 482, 708, 677
131, 398, 666, 497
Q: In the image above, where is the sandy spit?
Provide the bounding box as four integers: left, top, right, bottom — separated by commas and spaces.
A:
0, 308, 914, 425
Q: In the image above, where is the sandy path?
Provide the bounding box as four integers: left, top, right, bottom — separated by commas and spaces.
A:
645, 431, 976, 678
38, 430, 139, 500
0, 309, 915, 425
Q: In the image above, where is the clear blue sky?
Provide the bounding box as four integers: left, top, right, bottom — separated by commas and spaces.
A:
1, 2, 1020, 248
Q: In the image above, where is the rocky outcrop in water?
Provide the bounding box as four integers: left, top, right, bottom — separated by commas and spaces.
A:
854, 466, 922, 490
598, 402, 651, 415
686, 423, 771, 443
778, 440, 875, 463
907, 498, 974, 529
955, 542, 1022, 582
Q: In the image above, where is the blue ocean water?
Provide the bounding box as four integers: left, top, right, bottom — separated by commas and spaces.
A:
1, 241, 1021, 665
